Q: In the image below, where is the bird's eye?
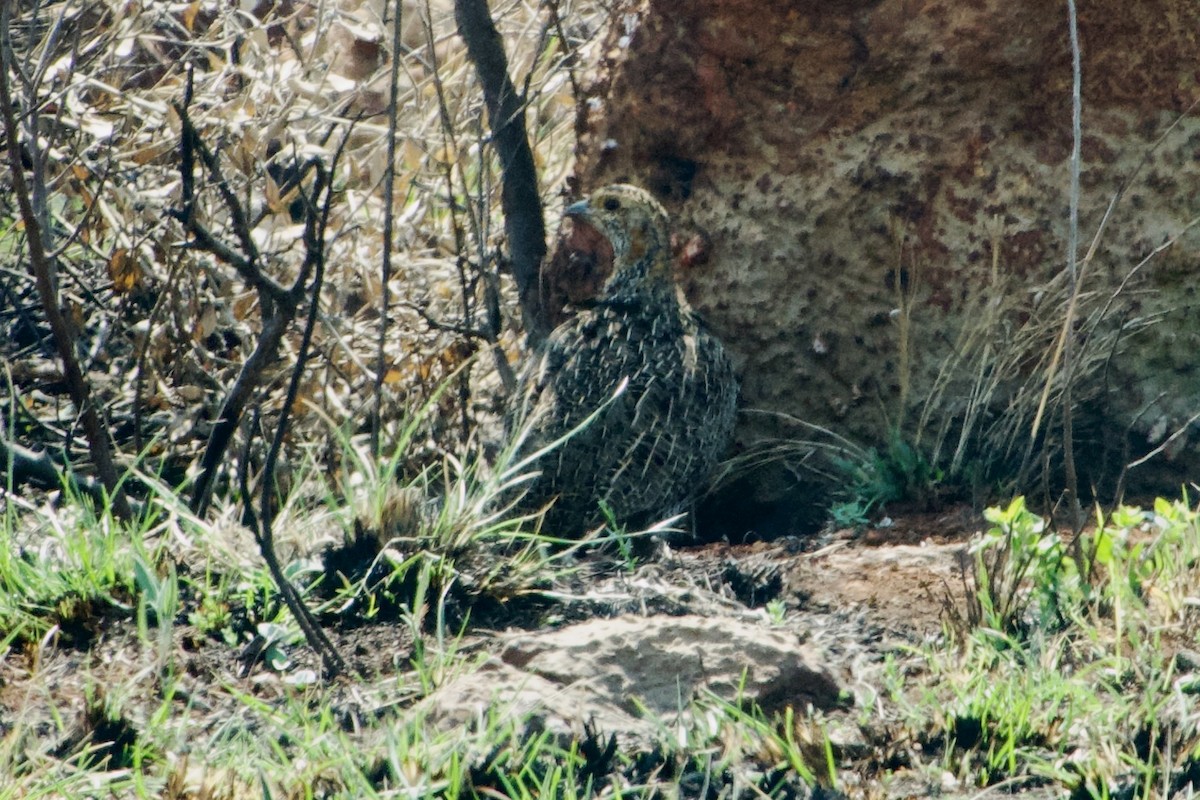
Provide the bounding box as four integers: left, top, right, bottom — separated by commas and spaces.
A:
602, 197, 620, 211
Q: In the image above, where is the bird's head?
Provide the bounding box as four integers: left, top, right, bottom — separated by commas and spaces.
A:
564, 184, 673, 292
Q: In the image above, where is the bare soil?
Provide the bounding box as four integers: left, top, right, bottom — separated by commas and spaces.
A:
1, 505, 991, 798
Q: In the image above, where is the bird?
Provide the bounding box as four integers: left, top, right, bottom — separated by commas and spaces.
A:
510, 184, 738, 536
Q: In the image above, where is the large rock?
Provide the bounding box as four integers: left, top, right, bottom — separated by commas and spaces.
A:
423, 614, 841, 745
501, 613, 841, 716
560, 0, 1200, 532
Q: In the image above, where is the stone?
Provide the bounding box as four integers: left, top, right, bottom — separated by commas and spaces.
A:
568, 0, 1200, 529
499, 613, 842, 717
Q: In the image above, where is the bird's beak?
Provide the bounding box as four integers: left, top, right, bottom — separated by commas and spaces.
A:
564, 198, 590, 219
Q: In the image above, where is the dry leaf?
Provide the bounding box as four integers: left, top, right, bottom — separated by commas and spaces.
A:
176, 385, 204, 402
131, 143, 171, 166
109, 248, 141, 293
265, 174, 282, 213
196, 305, 218, 341
182, 1, 201, 31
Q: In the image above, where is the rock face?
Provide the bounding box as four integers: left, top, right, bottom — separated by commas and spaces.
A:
562, 0, 1200, 532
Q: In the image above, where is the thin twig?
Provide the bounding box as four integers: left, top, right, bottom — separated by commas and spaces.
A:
402, 299, 492, 340
423, 4, 479, 443
1125, 410, 1200, 471
1022, 0, 1083, 527
1060, 0, 1083, 531
1023, 59, 1200, 505
172, 75, 304, 515
545, 0, 581, 100
172, 107, 290, 306
133, 250, 188, 454
255, 157, 348, 678
0, 6, 132, 520
0, 409, 112, 510
372, 0, 405, 457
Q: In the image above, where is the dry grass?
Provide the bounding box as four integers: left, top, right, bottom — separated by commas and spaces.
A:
0, 0, 603, 499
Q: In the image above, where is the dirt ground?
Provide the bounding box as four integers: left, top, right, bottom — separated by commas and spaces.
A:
685, 505, 983, 635
0, 505, 995, 798
790, 507, 983, 632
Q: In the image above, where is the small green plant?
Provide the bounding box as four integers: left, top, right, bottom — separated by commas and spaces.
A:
598, 501, 641, 572
962, 496, 1083, 633
677, 691, 833, 792
827, 498, 871, 530
132, 551, 179, 674
906, 494, 1200, 795
962, 494, 1200, 641
313, 393, 589, 635
831, 430, 946, 526
0, 499, 140, 647
184, 566, 240, 644
871, 433, 944, 508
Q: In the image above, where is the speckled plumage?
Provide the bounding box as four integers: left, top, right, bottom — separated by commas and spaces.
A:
512, 184, 738, 534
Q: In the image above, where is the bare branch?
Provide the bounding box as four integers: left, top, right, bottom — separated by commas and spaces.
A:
171, 77, 309, 515
254, 157, 348, 678
0, 6, 132, 521
0, 434, 110, 510
172, 96, 291, 306
454, 0, 548, 342
1060, 0, 1083, 531
371, 0, 407, 457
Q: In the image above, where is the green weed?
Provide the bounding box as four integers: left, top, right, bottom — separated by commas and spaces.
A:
830, 430, 946, 526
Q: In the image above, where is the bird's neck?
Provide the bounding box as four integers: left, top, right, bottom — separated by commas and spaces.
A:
602, 255, 678, 308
